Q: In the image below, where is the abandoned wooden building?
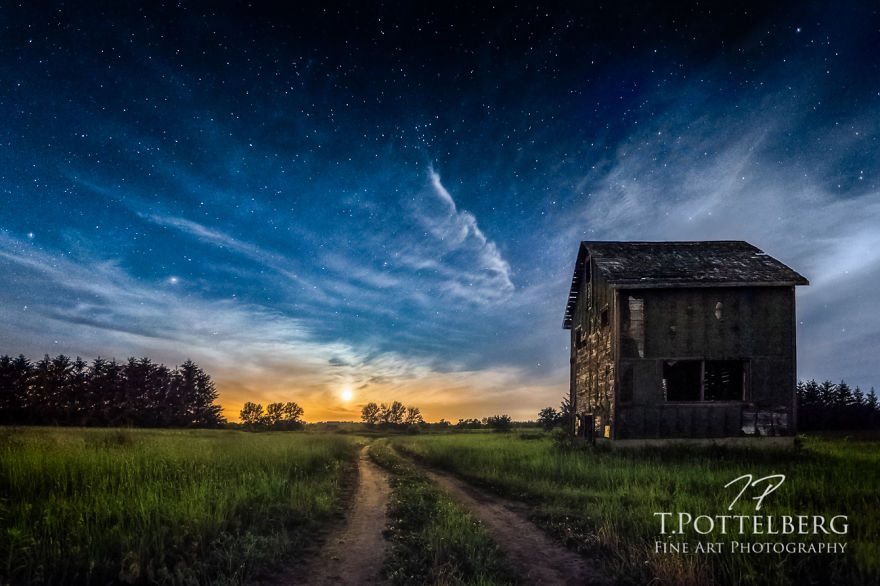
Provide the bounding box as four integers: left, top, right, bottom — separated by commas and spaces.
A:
563, 241, 809, 441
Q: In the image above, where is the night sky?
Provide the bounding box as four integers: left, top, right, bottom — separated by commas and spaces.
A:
2, 2, 878, 421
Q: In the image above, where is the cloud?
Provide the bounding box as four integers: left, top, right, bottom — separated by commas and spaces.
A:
140, 212, 326, 295
400, 168, 514, 304
0, 230, 560, 420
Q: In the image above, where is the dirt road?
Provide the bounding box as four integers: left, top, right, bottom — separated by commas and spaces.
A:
415, 463, 610, 586
271, 444, 391, 585
266, 443, 607, 586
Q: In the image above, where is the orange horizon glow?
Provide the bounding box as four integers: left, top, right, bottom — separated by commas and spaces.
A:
215, 369, 568, 424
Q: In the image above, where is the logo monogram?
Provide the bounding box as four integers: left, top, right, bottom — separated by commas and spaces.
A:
724, 474, 786, 511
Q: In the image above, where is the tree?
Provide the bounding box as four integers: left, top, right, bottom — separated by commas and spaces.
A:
361, 402, 381, 424
0, 355, 31, 424
240, 402, 264, 429
867, 388, 879, 412
867, 388, 879, 427
389, 401, 406, 424
184, 360, 225, 427
538, 406, 558, 431
456, 418, 482, 429
0, 352, 224, 429
558, 395, 573, 431
86, 357, 122, 426
405, 406, 424, 425
266, 403, 285, 428
818, 380, 836, 410
381, 400, 406, 425
486, 414, 512, 432
281, 402, 304, 427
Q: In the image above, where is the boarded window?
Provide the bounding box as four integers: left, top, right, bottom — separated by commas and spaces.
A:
622, 296, 645, 358
705, 361, 745, 401
663, 360, 702, 401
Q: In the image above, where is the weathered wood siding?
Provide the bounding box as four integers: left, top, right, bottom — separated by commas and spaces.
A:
571, 260, 616, 436
614, 286, 796, 439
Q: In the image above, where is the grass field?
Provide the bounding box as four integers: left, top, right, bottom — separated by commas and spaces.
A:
3, 427, 877, 586
0, 427, 359, 586
389, 432, 880, 586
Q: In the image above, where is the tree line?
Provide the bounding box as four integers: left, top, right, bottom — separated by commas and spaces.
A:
0, 354, 225, 427
360, 400, 424, 426
453, 415, 515, 431
797, 379, 879, 430
238, 401, 305, 431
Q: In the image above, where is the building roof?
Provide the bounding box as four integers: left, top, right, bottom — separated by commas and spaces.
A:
563, 241, 809, 329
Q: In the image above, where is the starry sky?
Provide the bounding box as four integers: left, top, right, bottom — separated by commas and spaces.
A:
1, 2, 878, 422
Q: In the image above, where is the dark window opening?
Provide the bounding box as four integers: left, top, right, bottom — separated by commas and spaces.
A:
705, 361, 744, 401
663, 359, 747, 402
600, 307, 609, 328
663, 360, 702, 401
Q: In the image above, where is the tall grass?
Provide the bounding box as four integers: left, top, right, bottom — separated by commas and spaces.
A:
0, 427, 359, 585
390, 432, 880, 586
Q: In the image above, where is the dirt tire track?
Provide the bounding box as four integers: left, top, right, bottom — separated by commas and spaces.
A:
268, 444, 391, 585
405, 456, 611, 586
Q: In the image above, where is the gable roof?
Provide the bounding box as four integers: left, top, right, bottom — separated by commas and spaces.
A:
563, 241, 809, 329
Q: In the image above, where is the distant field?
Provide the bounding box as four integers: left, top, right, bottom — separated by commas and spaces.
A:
389, 432, 880, 586
0, 427, 359, 585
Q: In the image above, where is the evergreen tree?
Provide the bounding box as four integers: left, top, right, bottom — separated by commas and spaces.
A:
0, 355, 31, 424
559, 395, 574, 431
867, 388, 879, 427
67, 357, 88, 424
86, 358, 122, 426
852, 386, 867, 427
0, 352, 224, 428
189, 362, 224, 427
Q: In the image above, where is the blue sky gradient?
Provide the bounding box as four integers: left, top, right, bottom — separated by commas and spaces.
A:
1, 2, 878, 420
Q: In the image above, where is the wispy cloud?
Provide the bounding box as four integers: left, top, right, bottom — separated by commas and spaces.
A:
400, 168, 514, 304
0, 230, 553, 420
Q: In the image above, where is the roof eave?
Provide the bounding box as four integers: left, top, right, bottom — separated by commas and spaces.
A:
608, 279, 809, 289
